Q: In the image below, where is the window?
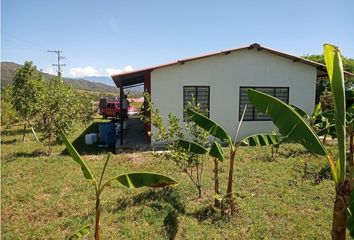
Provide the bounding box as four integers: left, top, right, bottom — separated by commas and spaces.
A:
239, 87, 289, 121
183, 86, 210, 120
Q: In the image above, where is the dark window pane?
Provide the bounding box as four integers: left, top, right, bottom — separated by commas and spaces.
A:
183, 86, 210, 120
240, 86, 289, 121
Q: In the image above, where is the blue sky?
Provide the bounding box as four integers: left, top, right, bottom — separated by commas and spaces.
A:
1, 0, 354, 78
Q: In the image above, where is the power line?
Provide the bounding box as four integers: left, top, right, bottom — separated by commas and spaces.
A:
48, 49, 66, 77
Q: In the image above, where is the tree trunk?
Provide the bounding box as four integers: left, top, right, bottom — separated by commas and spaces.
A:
95, 197, 101, 240
22, 122, 27, 142
332, 182, 349, 240
226, 150, 236, 215
214, 158, 220, 207
349, 130, 353, 168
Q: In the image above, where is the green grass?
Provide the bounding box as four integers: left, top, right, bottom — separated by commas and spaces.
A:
1, 122, 336, 239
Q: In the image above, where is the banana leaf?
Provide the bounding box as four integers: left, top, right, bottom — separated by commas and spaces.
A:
67, 225, 90, 240
186, 108, 231, 143
242, 133, 281, 146
209, 141, 224, 161
177, 139, 208, 154
116, 172, 178, 189
61, 131, 96, 181
291, 104, 308, 119
247, 89, 327, 156
324, 44, 346, 183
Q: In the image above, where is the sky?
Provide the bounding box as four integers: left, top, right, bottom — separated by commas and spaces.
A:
1, 0, 354, 79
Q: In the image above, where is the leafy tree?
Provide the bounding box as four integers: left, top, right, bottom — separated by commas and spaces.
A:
11, 61, 44, 141
36, 77, 81, 154
1, 86, 18, 129
146, 93, 209, 197
78, 92, 96, 128
303, 54, 354, 103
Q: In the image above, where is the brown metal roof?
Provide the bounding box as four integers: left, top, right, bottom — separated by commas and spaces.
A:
111, 43, 354, 87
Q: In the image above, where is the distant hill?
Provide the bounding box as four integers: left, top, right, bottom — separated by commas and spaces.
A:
1, 62, 118, 94
82, 76, 115, 86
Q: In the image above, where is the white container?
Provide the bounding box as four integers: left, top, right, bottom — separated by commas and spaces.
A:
90, 133, 98, 143
85, 134, 94, 145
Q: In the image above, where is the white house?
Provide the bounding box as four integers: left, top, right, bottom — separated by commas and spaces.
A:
111, 43, 352, 145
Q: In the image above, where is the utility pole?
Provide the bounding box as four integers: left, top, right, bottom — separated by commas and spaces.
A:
48, 49, 66, 77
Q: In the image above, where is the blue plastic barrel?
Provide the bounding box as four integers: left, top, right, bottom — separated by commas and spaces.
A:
99, 123, 116, 147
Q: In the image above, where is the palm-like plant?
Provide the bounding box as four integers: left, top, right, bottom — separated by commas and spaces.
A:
61, 132, 177, 240
247, 44, 352, 239
184, 108, 282, 215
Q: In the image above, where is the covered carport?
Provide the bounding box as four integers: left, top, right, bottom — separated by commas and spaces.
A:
111, 69, 152, 149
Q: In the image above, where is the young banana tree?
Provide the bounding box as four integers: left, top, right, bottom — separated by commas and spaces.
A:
177, 139, 224, 207
247, 44, 352, 240
61, 132, 177, 240
184, 108, 282, 215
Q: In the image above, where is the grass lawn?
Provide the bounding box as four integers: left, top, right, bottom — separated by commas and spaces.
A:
1, 121, 336, 239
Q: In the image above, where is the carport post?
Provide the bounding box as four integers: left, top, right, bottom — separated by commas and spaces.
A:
119, 84, 124, 146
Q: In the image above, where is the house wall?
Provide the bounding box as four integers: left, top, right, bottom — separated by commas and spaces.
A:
150, 48, 317, 142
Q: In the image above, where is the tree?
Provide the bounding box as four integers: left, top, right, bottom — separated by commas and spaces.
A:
1, 86, 18, 129
303, 54, 354, 103
11, 61, 44, 141
146, 94, 209, 198
36, 77, 81, 154
249, 44, 352, 239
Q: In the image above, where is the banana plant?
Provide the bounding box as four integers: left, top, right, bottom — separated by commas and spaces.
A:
247, 44, 352, 240
61, 132, 177, 240
177, 139, 224, 207
184, 108, 282, 215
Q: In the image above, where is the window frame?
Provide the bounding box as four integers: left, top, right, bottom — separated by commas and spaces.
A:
239, 86, 290, 121
183, 85, 210, 120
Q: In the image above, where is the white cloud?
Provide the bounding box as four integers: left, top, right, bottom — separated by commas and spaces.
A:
43, 67, 55, 75
122, 65, 134, 72
105, 65, 134, 76
69, 66, 100, 77
69, 65, 134, 77
105, 68, 122, 76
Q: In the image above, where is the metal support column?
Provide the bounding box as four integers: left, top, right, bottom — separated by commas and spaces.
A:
119, 84, 124, 146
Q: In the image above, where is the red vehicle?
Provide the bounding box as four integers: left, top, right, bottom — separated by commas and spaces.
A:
99, 98, 120, 119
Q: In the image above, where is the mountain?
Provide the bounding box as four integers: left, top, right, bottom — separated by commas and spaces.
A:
82, 76, 144, 94
82, 76, 115, 86
1, 62, 118, 94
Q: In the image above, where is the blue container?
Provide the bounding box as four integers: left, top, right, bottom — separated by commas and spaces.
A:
99, 123, 116, 147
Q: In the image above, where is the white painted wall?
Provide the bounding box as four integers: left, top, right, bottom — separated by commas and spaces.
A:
150, 48, 317, 142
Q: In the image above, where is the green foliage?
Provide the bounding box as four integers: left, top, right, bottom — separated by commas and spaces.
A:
209, 142, 224, 161
324, 44, 346, 183
248, 89, 328, 156
1, 86, 19, 128
67, 225, 91, 240
177, 140, 208, 155
11, 61, 44, 140
116, 173, 177, 189
242, 133, 281, 147
36, 77, 82, 153
77, 92, 96, 128
60, 131, 96, 181
146, 93, 209, 197
303, 54, 354, 103
61, 132, 177, 239
186, 108, 231, 144
251, 44, 351, 238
